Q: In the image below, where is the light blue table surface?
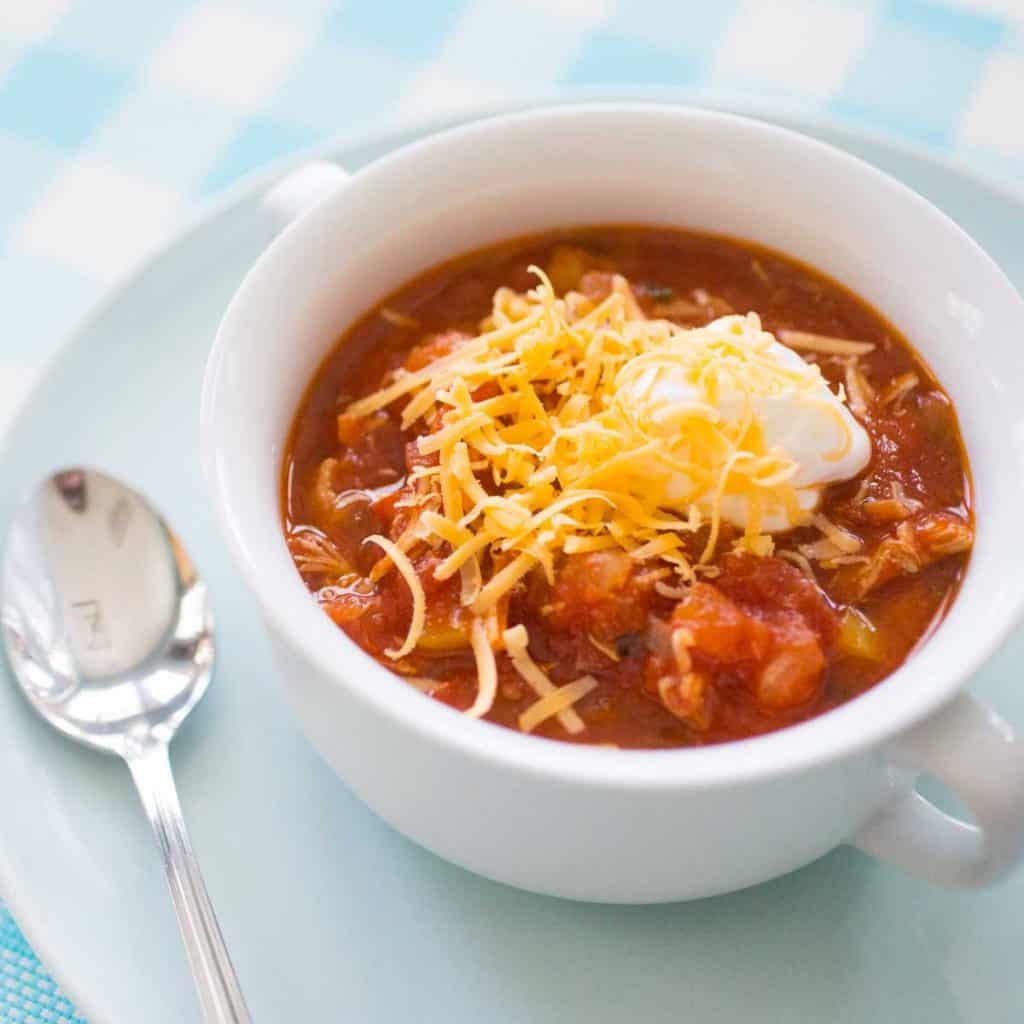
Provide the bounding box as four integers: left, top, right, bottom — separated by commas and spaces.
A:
2, 2, 1024, 1021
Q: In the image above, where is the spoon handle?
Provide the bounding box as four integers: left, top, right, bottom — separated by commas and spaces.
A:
128, 744, 252, 1023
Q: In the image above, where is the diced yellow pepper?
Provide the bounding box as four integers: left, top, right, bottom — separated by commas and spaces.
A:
416, 620, 472, 652
837, 608, 882, 661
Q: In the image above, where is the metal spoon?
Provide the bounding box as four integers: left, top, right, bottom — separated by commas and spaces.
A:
1, 468, 251, 1023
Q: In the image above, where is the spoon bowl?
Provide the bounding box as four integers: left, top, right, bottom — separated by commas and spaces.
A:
2, 468, 214, 756
1, 467, 250, 1023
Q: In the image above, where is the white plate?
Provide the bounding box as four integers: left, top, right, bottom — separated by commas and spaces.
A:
2, 97, 1024, 1024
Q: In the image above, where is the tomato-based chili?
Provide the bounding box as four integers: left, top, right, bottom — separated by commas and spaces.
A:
282, 228, 972, 749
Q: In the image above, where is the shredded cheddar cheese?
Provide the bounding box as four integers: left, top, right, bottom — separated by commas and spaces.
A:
363, 534, 425, 659
519, 675, 599, 734
343, 269, 865, 736
345, 270, 853, 616
467, 616, 498, 718
810, 513, 863, 554
503, 624, 586, 734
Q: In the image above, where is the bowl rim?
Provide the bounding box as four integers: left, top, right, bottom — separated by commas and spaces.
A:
201, 101, 1024, 791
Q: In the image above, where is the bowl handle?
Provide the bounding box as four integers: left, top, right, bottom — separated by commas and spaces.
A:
852, 693, 1024, 886
258, 160, 350, 230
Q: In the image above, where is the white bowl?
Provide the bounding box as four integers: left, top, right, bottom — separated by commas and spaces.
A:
201, 104, 1024, 902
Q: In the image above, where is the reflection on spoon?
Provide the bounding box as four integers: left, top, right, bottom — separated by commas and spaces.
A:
1, 467, 250, 1023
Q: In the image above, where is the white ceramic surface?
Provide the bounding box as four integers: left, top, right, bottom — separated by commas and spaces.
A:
4, 99, 1024, 1023
203, 104, 1024, 903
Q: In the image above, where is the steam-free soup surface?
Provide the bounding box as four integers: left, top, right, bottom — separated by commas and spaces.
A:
283, 228, 972, 749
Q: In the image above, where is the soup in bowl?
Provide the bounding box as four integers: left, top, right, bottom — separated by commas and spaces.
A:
283, 226, 972, 749
202, 105, 1024, 902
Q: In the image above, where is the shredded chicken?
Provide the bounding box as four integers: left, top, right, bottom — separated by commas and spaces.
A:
831, 512, 973, 601
288, 528, 352, 578
750, 259, 771, 285
380, 307, 420, 329
843, 358, 875, 417
658, 669, 711, 731
880, 372, 919, 408
651, 297, 704, 320
799, 515, 863, 563
778, 330, 875, 357
861, 481, 923, 524
692, 288, 734, 318
915, 512, 975, 556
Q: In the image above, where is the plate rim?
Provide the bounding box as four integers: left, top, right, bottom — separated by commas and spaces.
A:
3, 87, 1024, 1023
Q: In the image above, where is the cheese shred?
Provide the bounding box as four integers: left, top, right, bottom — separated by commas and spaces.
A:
503, 624, 586, 734
341, 269, 849, 619
519, 675, 599, 734
341, 269, 866, 736
363, 535, 425, 659
466, 617, 498, 719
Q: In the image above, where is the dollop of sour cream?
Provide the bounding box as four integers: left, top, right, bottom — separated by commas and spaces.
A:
619, 315, 872, 532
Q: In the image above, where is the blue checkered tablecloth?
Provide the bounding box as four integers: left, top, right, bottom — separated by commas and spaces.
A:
2, 1, 1024, 1020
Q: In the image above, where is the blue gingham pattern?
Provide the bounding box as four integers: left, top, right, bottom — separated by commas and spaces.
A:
1, 0, 1023, 1019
